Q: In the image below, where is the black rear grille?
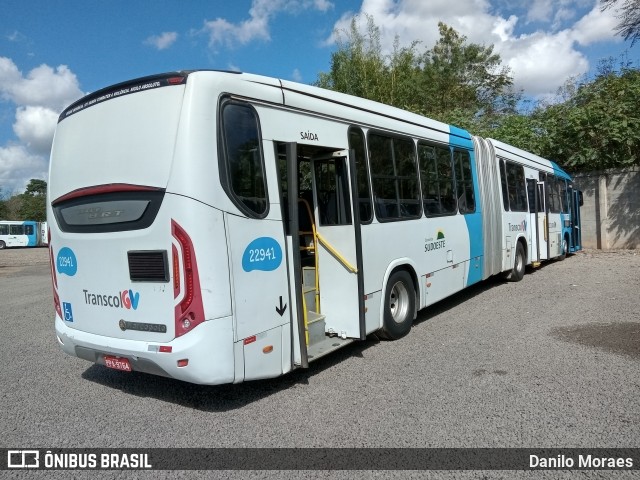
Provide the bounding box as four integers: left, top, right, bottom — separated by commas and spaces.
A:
128, 251, 169, 282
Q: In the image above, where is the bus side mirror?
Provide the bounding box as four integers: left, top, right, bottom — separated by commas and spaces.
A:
578, 191, 584, 207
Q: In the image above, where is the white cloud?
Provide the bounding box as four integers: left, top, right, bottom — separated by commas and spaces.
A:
0, 59, 83, 111
325, 0, 618, 97
571, 4, 619, 46
144, 32, 178, 50
292, 68, 303, 82
201, 0, 334, 49
13, 106, 59, 155
0, 144, 48, 195
0, 57, 84, 193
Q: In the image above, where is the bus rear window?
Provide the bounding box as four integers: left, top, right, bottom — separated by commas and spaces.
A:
52, 189, 164, 233
219, 101, 268, 218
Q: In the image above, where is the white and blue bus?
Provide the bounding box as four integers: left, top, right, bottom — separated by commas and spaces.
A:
0, 220, 47, 249
47, 71, 582, 385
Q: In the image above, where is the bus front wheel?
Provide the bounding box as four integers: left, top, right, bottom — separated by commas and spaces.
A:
0, 240, 5, 249
379, 270, 415, 340
505, 242, 526, 282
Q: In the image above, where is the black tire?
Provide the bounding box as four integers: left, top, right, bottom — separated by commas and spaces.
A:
506, 242, 526, 282
0, 240, 5, 250
558, 236, 568, 261
378, 270, 415, 340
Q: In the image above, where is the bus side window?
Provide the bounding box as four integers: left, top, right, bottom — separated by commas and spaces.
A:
219, 101, 268, 218
418, 142, 457, 217
453, 149, 475, 214
348, 127, 373, 224
369, 132, 420, 221
10, 224, 24, 235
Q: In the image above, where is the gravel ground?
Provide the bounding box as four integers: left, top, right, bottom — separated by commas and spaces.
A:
0, 247, 639, 479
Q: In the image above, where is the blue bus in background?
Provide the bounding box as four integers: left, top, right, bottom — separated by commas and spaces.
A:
0, 220, 47, 249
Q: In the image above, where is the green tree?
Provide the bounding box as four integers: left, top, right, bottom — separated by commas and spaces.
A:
416, 23, 517, 123
534, 65, 640, 171
18, 179, 47, 221
602, 0, 640, 45
316, 17, 517, 129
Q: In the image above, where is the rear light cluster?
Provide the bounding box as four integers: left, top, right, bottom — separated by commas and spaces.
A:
171, 220, 205, 337
48, 228, 62, 319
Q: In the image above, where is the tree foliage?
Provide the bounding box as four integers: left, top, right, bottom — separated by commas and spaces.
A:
316, 16, 518, 126
534, 65, 640, 171
18, 179, 47, 221
602, 0, 640, 45
317, 16, 639, 173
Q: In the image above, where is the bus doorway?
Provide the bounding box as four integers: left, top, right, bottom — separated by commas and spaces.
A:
526, 179, 548, 263
278, 143, 364, 367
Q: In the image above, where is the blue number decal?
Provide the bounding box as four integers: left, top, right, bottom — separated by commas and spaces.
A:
242, 237, 282, 272
57, 247, 78, 276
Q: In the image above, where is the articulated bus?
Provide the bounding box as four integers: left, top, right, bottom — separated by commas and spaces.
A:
0, 220, 47, 249
47, 71, 582, 385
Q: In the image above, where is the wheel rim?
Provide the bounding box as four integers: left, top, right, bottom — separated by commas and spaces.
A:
515, 249, 524, 273
389, 281, 410, 324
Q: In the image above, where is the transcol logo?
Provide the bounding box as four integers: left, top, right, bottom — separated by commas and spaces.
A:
508, 220, 527, 232
83, 288, 140, 310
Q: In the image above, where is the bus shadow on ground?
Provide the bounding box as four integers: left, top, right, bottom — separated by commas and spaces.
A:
80, 273, 518, 411
80, 339, 377, 412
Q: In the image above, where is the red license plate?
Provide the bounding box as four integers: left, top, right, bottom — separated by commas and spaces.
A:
104, 355, 132, 372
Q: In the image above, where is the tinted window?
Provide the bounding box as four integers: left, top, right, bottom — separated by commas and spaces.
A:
348, 128, 372, 223
502, 160, 528, 212
453, 149, 475, 214
221, 102, 268, 217
0, 225, 8, 235
418, 143, 457, 216
369, 133, 420, 221
499, 159, 509, 211
9, 224, 23, 235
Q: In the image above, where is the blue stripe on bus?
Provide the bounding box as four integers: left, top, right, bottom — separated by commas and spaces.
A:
449, 126, 483, 286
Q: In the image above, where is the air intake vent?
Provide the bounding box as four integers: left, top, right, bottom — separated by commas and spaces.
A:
128, 251, 169, 282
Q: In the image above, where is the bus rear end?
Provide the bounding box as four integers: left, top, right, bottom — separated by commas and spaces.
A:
48, 72, 235, 384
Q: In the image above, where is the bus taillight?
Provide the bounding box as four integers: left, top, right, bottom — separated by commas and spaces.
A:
171, 220, 205, 337
48, 227, 62, 319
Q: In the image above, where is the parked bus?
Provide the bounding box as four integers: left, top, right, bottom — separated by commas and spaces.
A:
0, 220, 47, 249
47, 71, 582, 385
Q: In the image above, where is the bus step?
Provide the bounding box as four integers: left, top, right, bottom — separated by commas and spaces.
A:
307, 336, 353, 363
302, 266, 316, 287
303, 287, 317, 313
306, 310, 325, 345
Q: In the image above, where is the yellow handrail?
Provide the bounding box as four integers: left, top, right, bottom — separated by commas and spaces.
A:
315, 232, 358, 274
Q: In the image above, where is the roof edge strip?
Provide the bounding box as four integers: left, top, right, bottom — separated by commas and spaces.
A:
280, 83, 469, 140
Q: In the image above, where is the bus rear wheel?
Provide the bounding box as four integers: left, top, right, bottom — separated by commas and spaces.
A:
505, 242, 526, 282
379, 270, 415, 340
0, 240, 5, 249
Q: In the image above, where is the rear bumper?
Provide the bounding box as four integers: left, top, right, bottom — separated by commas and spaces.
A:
55, 315, 235, 385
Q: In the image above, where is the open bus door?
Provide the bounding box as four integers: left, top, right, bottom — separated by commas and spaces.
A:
280, 143, 365, 368
527, 179, 548, 263
526, 179, 549, 263
570, 188, 583, 251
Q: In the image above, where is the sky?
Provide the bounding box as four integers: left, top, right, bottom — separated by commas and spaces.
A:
0, 0, 637, 195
